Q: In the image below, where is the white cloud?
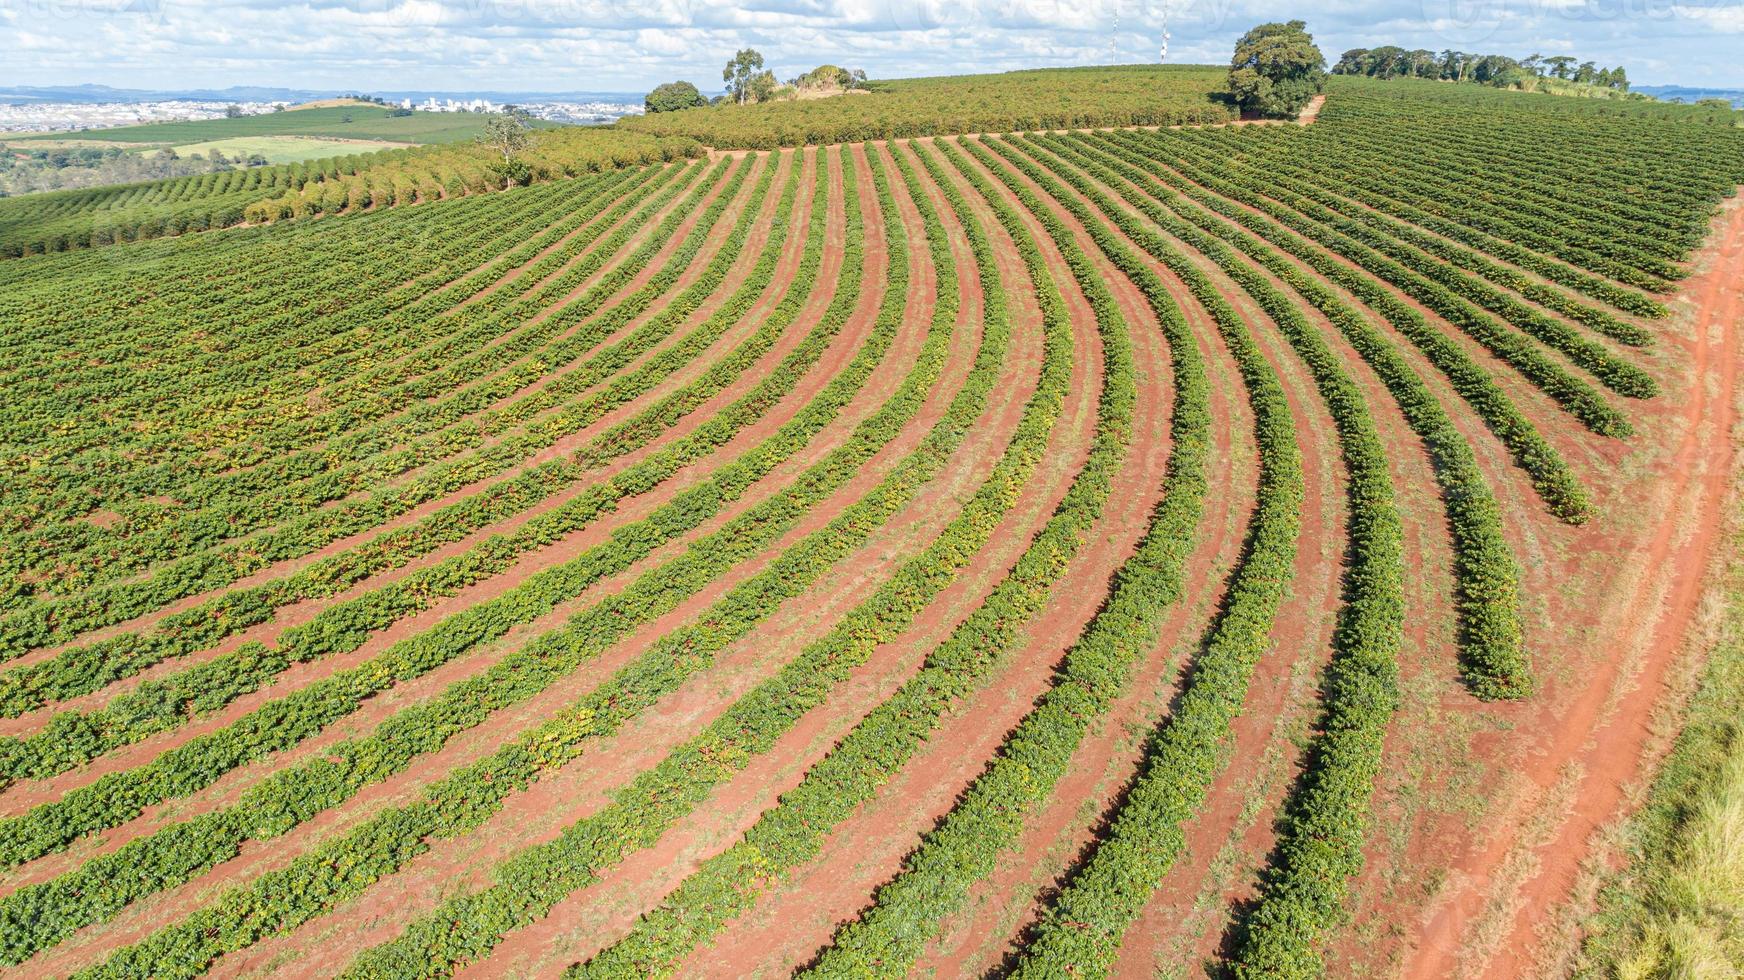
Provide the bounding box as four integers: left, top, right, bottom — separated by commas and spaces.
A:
1671, 3, 1744, 32
0, 0, 1737, 90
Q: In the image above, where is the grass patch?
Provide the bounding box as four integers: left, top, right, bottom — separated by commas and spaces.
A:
1577, 506, 1744, 976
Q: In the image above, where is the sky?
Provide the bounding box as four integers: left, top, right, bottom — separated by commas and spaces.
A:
1, 0, 1741, 94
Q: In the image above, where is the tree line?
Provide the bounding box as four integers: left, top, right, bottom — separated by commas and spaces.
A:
645, 49, 868, 113
1332, 47, 1630, 92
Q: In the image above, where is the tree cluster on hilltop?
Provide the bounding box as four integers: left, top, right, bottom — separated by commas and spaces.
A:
644, 50, 869, 113
1333, 46, 1633, 93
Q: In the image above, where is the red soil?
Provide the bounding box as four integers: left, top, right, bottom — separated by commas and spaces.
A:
1401, 193, 1744, 978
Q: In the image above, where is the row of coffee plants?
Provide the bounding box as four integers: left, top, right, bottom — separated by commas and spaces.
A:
343, 133, 1074, 978
560, 131, 1152, 977
0, 127, 703, 257
617, 64, 1232, 149
69, 139, 976, 979
0, 164, 685, 587
0, 157, 738, 615
1074, 133, 1591, 526
1003, 131, 1400, 974
1124, 134, 1652, 421
1056, 132, 1536, 694
0, 155, 744, 649
0, 145, 878, 962
0, 154, 825, 781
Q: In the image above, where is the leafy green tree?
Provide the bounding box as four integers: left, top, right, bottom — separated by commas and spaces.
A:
748, 69, 778, 103
478, 106, 534, 186
224, 104, 243, 119
645, 81, 707, 113
1574, 60, 1598, 84
794, 65, 848, 89
1545, 55, 1576, 79
1332, 48, 1370, 75
1367, 45, 1408, 79
723, 48, 766, 105
1227, 20, 1326, 118
1608, 66, 1629, 91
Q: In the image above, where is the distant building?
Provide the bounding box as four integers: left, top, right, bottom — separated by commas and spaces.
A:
400, 98, 412, 110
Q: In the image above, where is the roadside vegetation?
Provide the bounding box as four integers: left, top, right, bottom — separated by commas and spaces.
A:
1578, 513, 1744, 977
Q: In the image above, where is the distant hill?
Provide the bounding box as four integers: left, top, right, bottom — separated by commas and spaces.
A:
0, 83, 645, 106
1634, 84, 1744, 107
7, 104, 552, 145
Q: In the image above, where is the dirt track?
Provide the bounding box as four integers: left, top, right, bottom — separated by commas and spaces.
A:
1401, 193, 1744, 979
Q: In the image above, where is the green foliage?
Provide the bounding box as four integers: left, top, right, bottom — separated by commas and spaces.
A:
1576, 525, 1744, 976
568, 132, 1146, 978
1228, 20, 1327, 117
723, 47, 769, 105
8, 104, 513, 145
644, 80, 707, 113
0, 126, 702, 256
477, 108, 534, 164
619, 64, 1233, 148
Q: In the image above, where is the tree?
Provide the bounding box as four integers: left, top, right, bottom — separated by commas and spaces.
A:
747, 69, 778, 103
1368, 45, 1408, 79
723, 48, 766, 105
1227, 20, 1326, 118
224, 104, 243, 119
1521, 53, 1544, 77
1545, 56, 1576, 79
1609, 66, 1629, 91
645, 81, 708, 113
1471, 54, 1520, 85
1574, 60, 1598, 84
478, 106, 534, 187
1439, 49, 1472, 82
1332, 48, 1371, 75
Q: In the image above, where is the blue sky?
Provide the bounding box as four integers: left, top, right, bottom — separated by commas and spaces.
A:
2, 0, 1741, 92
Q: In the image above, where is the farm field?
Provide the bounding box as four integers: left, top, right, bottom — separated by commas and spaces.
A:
145, 136, 419, 165
8, 104, 537, 145
0, 68, 1741, 979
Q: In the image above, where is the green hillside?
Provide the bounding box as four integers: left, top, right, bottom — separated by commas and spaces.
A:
617, 63, 1234, 147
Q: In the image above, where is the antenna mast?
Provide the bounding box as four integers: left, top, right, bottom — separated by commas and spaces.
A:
1110, 2, 1119, 64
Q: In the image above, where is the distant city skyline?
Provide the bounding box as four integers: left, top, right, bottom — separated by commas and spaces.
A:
2, 1, 1741, 91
